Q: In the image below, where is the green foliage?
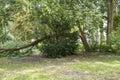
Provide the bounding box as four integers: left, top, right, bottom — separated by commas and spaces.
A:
0, 0, 120, 57
0, 39, 31, 57
89, 44, 109, 52
0, 39, 26, 48
114, 14, 120, 30
38, 1, 79, 57
108, 15, 120, 53
109, 29, 120, 52
41, 33, 78, 58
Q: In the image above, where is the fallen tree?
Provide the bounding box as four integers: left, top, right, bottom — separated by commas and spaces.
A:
0, 34, 59, 53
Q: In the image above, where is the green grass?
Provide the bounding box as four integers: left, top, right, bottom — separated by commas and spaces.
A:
0, 55, 120, 80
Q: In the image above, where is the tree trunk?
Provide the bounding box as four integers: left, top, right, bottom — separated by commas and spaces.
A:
107, 0, 114, 43
77, 22, 91, 52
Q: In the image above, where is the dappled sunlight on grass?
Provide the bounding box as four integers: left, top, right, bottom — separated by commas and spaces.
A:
67, 56, 120, 79
0, 55, 120, 80
0, 68, 5, 72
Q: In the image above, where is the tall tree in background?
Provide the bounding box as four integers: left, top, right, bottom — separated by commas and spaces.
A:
107, 0, 114, 43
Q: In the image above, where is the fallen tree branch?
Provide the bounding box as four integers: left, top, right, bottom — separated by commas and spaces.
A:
0, 34, 59, 53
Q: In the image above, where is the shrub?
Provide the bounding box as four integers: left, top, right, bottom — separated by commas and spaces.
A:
40, 32, 78, 58
109, 29, 120, 53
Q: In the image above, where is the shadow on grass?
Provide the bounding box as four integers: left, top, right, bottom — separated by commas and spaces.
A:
0, 54, 120, 80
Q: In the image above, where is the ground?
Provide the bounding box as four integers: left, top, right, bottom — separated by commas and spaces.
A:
0, 54, 120, 80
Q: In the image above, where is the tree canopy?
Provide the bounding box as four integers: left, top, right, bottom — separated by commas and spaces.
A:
0, 0, 120, 57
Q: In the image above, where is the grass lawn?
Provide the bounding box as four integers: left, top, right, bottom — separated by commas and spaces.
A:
0, 54, 120, 80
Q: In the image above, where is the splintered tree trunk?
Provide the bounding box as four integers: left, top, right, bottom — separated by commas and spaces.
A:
107, 0, 114, 43
77, 23, 91, 52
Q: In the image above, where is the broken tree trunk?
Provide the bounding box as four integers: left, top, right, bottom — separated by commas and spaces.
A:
0, 34, 60, 53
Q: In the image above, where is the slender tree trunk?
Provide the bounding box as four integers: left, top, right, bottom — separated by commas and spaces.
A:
100, 26, 106, 51
77, 22, 91, 52
107, 0, 114, 43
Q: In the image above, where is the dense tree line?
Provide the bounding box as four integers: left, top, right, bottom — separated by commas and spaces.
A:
0, 0, 120, 57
